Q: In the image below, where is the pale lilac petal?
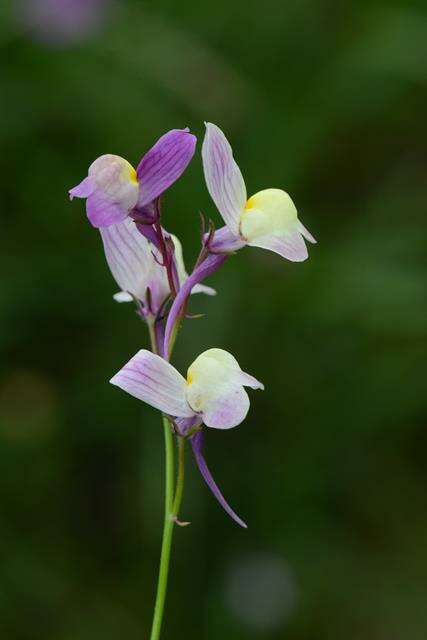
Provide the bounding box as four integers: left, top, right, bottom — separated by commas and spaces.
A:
137, 129, 197, 208
146, 260, 171, 313
100, 217, 152, 301
87, 190, 129, 227
296, 220, 317, 244
69, 176, 94, 199
110, 350, 195, 418
202, 123, 247, 236
248, 230, 309, 262
207, 225, 246, 253
202, 385, 250, 430
191, 431, 247, 528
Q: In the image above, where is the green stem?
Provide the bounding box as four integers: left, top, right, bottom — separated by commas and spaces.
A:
148, 319, 187, 640
147, 319, 158, 355
171, 438, 186, 521
149, 415, 175, 640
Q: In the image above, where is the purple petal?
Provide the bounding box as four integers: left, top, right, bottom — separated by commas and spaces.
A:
110, 349, 195, 418
137, 128, 197, 208
69, 176, 94, 199
164, 253, 227, 358
191, 431, 247, 528
202, 122, 247, 236
248, 230, 309, 262
87, 190, 130, 228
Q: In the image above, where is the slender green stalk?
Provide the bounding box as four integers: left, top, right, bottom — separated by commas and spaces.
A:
148, 318, 186, 640
147, 319, 158, 355
149, 415, 175, 640
171, 438, 186, 521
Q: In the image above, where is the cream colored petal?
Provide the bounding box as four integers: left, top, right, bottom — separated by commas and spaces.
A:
240, 188, 315, 262
185, 349, 261, 430
240, 188, 298, 242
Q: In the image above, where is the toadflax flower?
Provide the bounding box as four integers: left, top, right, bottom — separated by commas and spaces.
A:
111, 347, 264, 527
110, 348, 263, 429
69, 128, 196, 228
100, 217, 215, 312
202, 122, 316, 261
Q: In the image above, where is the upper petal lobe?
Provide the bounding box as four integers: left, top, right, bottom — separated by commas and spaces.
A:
110, 349, 195, 418
202, 123, 247, 236
137, 128, 197, 207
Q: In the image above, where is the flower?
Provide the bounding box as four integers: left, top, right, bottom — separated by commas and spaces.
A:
202, 122, 316, 261
111, 347, 263, 526
110, 348, 263, 430
100, 218, 215, 313
69, 128, 196, 228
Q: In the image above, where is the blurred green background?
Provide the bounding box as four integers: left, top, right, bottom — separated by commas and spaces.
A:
1, 1, 427, 638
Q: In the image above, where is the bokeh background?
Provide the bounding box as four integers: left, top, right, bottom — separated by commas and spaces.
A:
1, 1, 427, 638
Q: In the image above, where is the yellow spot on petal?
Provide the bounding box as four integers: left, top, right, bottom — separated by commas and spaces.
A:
187, 372, 193, 385
121, 163, 138, 185
244, 194, 257, 211
128, 167, 138, 184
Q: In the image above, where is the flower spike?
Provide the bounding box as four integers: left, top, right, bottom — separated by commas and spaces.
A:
69, 128, 196, 228
202, 122, 316, 261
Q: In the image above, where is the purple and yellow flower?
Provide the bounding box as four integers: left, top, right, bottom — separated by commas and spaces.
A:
69, 128, 196, 228
111, 347, 262, 527
202, 123, 316, 261
110, 348, 263, 430
100, 218, 215, 313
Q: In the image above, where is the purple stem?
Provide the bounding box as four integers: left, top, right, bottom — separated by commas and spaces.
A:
191, 431, 247, 528
163, 253, 227, 358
